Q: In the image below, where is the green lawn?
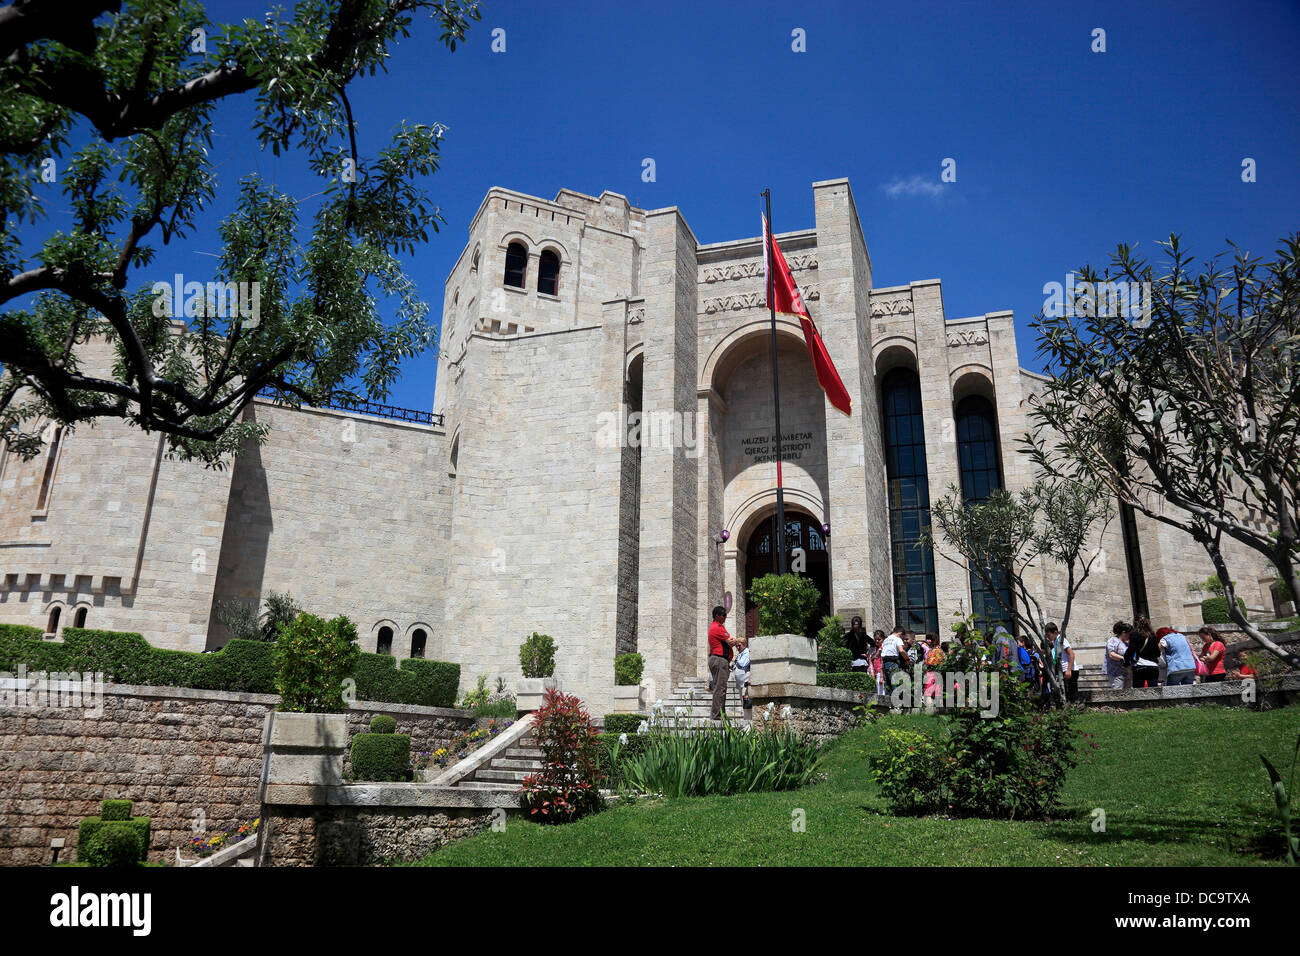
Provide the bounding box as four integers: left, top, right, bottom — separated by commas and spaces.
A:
406, 706, 1299, 867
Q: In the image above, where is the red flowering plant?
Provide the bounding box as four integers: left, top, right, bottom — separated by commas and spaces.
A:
519, 687, 605, 824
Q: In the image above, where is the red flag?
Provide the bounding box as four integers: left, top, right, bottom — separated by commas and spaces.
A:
763, 216, 852, 416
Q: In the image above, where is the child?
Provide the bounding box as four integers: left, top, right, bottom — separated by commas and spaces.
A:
731, 636, 752, 709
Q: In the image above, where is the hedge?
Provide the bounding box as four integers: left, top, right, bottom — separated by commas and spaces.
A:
0, 626, 459, 707
78, 800, 150, 863
350, 733, 412, 781
817, 671, 877, 694
81, 824, 144, 868
602, 713, 650, 736
817, 646, 852, 673
1201, 596, 1247, 625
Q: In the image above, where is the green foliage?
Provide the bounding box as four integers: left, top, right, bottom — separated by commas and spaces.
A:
80, 824, 144, 868
370, 656, 459, 708
216, 590, 302, 642
818, 671, 876, 694
603, 714, 649, 736
519, 632, 556, 678
818, 646, 851, 673
615, 720, 821, 798
1189, 575, 1229, 597
0, 0, 482, 463
261, 591, 302, 641
1202, 596, 1247, 625
204, 639, 278, 693
0, 623, 67, 671
1259, 727, 1300, 866
77, 811, 150, 864
99, 799, 133, 822
460, 673, 492, 707
350, 732, 412, 782
867, 639, 1082, 819
747, 573, 821, 636
274, 613, 359, 713
1273, 578, 1295, 603
60, 628, 154, 684
369, 714, 397, 735
869, 728, 945, 815
614, 652, 644, 686
595, 731, 650, 787
519, 688, 603, 823
817, 615, 845, 649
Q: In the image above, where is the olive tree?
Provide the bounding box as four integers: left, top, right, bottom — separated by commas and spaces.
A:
925, 478, 1113, 705
1026, 235, 1300, 667
0, 0, 480, 464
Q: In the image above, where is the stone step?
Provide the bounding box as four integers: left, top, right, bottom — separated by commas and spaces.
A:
457, 780, 519, 791
490, 757, 542, 771
472, 768, 531, 783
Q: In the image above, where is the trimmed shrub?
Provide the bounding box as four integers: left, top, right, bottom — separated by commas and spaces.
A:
81, 824, 143, 868
603, 713, 649, 736
100, 799, 133, 822
395, 658, 459, 709
520, 632, 556, 678
747, 573, 821, 636
1202, 596, 1247, 625
868, 728, 944, 815
818, 646, 851, 673
145, 648, 211, 689
0, 624, 68, 672
614, 652, 644, 686
369, 714, 397, 734
61, 628, 154, 684
206, 639, 277, 693
350, 733, 412, 781
274, 613, 360, 713
818, 671, 876, 694
817, 615, 845, 649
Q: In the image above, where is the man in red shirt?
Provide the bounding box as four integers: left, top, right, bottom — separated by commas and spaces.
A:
708, 605, 735, 721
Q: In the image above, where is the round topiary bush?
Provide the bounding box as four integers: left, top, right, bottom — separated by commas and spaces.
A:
1202, 596, 1246, 625
614, 652, 644, 686
81, 823, 143, 868
369, 714, 397, 735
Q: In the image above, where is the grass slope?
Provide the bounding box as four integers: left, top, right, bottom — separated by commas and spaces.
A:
406, 707, 1299, 867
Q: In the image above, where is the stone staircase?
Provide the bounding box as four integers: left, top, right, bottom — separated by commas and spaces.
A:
452, 725, 542, 791
639, 677, 752, 731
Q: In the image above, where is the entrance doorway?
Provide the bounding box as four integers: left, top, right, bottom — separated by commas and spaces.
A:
743, 511, 831, 639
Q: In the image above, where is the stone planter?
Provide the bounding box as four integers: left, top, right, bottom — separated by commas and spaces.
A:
613, 684, 644, 713
516, 677, 558, 712
264, 711, 348, 793
749, 633, 818, 687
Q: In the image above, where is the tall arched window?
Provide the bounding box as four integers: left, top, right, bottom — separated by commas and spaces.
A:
73, 606, 88, 628
503, 242, 527, 288
47, 605, 61, 634
537, 249, 560, 296
410, 629, 427, 659
376, 626, 393, 656
881, 368, 938, 634
955, 395, 1014, 631
36, 425, 63, 511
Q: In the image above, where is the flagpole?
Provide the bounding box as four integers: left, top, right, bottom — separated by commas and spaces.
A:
762, 189, 788, 575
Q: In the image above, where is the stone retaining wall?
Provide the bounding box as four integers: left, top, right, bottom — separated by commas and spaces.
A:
0, 682, 478, 865
751, 683, 863, 745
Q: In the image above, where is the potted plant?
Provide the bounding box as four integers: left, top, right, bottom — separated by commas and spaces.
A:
613, 652, 645, 712
746, 574, 821, 686
517, 632, 558, 711
265, 614, 359, 789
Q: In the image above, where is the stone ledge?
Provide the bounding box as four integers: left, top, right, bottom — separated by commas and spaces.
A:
1087, 674, 1300, 708
752, 683, 867, 706
264, 782, 519, 810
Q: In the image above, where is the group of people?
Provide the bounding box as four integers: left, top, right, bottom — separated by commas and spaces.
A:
705, 605, 1249, 719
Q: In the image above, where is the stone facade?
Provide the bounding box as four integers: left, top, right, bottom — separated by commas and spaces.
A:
0, 177, 1283, 714
0, 682, 476, 865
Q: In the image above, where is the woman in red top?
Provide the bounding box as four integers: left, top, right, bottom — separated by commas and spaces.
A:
1196, 625, 1227, 683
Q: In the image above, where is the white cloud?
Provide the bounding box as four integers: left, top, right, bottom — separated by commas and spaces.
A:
881, 175, 944, 199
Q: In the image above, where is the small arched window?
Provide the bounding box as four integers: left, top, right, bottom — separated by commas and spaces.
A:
410, 629, 427, 659
73, 607, 88, 628
47, 606, 61, 635
538, 250, 560, 296
376, 626, 394, 656
504, 242, 527, 288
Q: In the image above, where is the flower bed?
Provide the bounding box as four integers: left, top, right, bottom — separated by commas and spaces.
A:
188, 818, 259, 858
412, 718, 514, 772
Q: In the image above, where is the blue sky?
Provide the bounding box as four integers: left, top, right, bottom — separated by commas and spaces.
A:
22, 0, 1300, 412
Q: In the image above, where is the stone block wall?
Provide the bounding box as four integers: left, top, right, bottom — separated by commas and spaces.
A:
258, 804, 500, 866
0, 683, 477, 865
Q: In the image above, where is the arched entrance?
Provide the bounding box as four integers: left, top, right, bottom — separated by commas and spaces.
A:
742, 510, 830, 639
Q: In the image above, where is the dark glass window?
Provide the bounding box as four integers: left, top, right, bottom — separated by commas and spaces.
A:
410, 629, 427, 659
955, 395, 1014, 631
881, 369, 938, 633
47, 606, 61, 634
537, 250, 560, 296
376, 626, 393, 656
504, 242, 527, 288
73, 607, 88, 628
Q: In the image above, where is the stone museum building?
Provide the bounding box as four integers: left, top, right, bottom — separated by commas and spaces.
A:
0, 178, 1280, 713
